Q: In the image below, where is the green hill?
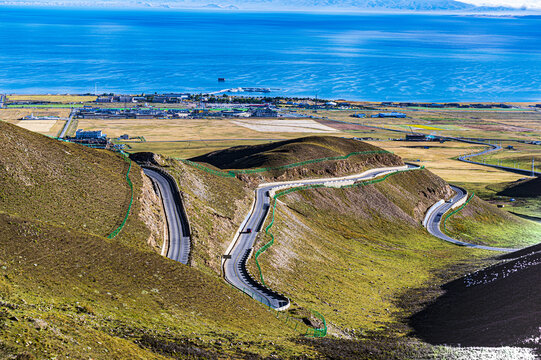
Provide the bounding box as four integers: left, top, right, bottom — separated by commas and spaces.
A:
0, 121, 135, 242
445, 196, 541, 249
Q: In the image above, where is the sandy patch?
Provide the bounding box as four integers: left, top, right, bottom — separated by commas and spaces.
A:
17, 120, 58, 133
231, 119, 337, 133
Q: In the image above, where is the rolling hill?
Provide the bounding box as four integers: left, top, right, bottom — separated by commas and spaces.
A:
189, 135, 403, 180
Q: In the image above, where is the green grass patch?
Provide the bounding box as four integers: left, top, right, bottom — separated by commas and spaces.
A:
445, 197, 541, 248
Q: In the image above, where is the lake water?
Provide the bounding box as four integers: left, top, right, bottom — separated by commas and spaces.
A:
0, 7, 540, 101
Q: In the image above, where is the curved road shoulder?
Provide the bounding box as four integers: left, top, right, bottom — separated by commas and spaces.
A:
424, 185, 519, 252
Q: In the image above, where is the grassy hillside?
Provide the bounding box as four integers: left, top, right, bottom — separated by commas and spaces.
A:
160, 136, 406, 275
0, 121, 145, 248
4, 125, 537, 358
0, 122, 312, 358
0, 212, 306, 359
245, 168, 500, 357
189, 136, 403, 180
445, 196, 541, 249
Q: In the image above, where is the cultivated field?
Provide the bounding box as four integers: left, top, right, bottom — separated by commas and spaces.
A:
7, 103, 540, 187
16, 120, 60, 134
0, 108, 69, 137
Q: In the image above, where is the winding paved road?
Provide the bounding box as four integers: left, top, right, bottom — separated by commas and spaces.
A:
457, 140, 540, 177
424, 185, 519, 252
143, 168, 191, 264
223, 164, 418, 310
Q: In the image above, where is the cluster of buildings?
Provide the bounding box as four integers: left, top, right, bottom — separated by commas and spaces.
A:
65, 129, 125, 150
380, 102, 513, 109
96, 93, 191, 104
370, 112, 407, 118
75, 105, 278, 120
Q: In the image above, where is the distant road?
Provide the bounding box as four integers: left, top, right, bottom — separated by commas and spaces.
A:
319, 117, 540, 177
143, 168, 191, 264
424, 185, 519, 252
223, 164, 418, 310
456, 139, 540, 177
58, 109, 75, 139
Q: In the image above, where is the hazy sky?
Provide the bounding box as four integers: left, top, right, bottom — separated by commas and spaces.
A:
461, 0, 541, 8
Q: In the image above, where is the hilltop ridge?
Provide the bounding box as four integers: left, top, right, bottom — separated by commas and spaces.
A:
189, 135, 403, 180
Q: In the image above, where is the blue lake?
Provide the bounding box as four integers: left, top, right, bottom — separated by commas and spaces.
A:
0, 7, 540, 101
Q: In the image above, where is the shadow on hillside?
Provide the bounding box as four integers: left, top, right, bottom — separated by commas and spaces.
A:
409, 250, 541, 350
498, 177, 541, 197
188, 136, 384, 170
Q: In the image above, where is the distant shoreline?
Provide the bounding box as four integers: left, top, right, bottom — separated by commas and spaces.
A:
0, 3, 540, 16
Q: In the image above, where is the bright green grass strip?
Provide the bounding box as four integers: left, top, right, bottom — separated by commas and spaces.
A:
107, 153, 133, 239
442, 193, 475, 235
178, 150, 392, 177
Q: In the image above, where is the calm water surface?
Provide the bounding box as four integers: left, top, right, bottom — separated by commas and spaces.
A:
0, 7, 540, 101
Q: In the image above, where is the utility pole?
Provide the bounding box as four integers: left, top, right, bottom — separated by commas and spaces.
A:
532, 157, 535, 177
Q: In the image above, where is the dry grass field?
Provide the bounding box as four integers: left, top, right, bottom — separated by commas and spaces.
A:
0, 109, 69, 136
79, 118, 293, 141
369, 140, 527, 183
7, 94, 97, 103
308, 108, 541, 141
77, 117, 358, 158
0, 108, 70, 120
6, 103, 538, 184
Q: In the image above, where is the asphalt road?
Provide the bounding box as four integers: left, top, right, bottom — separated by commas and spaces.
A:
457, 140, 540, 177
425, 185, 519, 252
143, 168, 191, 264
223, 164, 417, 310
58, 109, 74, 139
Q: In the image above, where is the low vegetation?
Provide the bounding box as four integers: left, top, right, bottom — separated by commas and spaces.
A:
0, 123, 312, 358
2, 123, 539, 358
445, 196, 541, 248
249, 169, 493, 335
